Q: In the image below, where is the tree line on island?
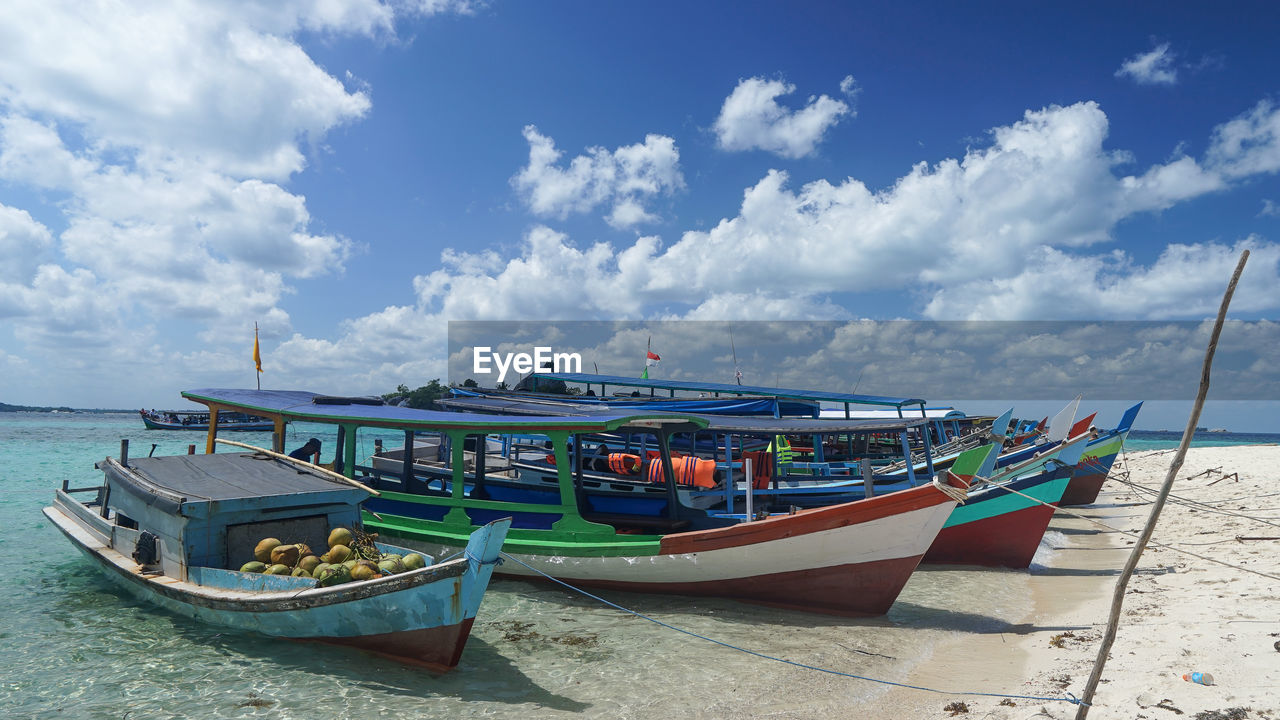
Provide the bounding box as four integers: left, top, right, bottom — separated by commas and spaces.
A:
381, 376, 578, 409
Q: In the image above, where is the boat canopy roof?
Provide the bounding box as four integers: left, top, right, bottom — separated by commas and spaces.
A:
121, 452, 368, 506
448, 387, 820, 417
818, 407, 970, 421
181, 389, 708, 434
529, 372, 927, 411
438, 396, 927, 435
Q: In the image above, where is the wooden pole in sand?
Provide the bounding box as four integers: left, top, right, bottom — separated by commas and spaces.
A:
1074, 249, 1249, 719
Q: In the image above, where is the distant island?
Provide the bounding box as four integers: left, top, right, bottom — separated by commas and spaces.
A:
1, 402, 134, 413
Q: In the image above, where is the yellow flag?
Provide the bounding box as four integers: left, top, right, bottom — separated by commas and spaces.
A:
253, 326, 262, 373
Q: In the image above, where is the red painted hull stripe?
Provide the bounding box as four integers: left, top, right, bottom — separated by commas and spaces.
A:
660, 482, 953, 555
923, 503, 1058, 569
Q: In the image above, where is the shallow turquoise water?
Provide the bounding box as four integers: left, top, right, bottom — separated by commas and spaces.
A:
8, 412, 1236, 719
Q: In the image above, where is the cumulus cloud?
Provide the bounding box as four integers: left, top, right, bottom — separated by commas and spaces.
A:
0, 204, 53, 283
381, 100, 1279, 345
511, 126, 684, 228
921, 240, 1280, 320
0, 0, 482, 398
1116, 42, 1178, 85
1206, 99, 1280, 178
713, 76, 851, 158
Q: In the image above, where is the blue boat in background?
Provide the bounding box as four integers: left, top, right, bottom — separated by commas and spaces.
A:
44, 443, 510, 671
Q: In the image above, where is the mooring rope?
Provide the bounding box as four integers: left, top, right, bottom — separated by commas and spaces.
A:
498, 551, 1085, 706
974, 474, 1280, 583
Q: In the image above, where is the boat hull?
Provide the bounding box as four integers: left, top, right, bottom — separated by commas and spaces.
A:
44, 501, 507, 670
379, 481, 959, 617
1060, 432, 1127, 506
922, 468, 1070, 568
140, 416, 273, 431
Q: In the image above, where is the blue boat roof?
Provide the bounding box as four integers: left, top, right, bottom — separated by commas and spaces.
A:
441, 396, 928, 434
181, 389, 708, 433
449, 387, 820, 417
530, 372, 927, 411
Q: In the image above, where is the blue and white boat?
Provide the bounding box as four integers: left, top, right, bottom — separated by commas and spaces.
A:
44, 443, 510, 671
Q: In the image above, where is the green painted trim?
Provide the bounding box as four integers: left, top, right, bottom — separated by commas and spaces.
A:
365, 511, 664, 557
1081, 434, 1124, 460
342, 422, 358, 478
942, 476, 1069, 529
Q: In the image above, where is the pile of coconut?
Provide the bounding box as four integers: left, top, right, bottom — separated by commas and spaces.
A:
237, 527, 428, 586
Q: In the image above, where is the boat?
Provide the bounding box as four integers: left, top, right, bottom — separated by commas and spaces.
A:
179, 388, 976, 617
43, 440, 510, 670
1058, 402, 1143, 506
139, 408, 273, 431
921, 413, 1095, 567
441, 392, 1072, 569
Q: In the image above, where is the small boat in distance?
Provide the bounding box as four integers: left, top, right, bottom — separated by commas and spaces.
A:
139, 408, 273, 431
45, 442, 510, 670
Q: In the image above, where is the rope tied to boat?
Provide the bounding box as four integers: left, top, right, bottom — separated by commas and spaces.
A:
466, 552, 503, 567
933, 473, 969, 504
498, 551, 1086, 706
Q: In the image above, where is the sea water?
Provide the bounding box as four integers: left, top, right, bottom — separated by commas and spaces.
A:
3, 413, 1269, 719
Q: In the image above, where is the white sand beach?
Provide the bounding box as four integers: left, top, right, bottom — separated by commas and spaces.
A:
862, 444, 1280, 720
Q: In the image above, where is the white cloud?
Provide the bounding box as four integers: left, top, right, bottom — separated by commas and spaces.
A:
1262, 199, 1279, 217
839, 75, 860, 99
1206, 99, 1280, 179
1116, 42, 1178, 85
0, 0, 374, 180
511, 126, 684, 228
0, 203, 53, 283
922, 240, 1279, 320
713, 76, 851, 158
386, 101, 1279, 337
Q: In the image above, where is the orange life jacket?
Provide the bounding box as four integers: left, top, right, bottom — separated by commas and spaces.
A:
607, 453, 641, 475
647, 456, 717, 489
741, 450, 773, 490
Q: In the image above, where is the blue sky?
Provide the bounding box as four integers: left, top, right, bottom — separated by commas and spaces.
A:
0, 1, 1277, 429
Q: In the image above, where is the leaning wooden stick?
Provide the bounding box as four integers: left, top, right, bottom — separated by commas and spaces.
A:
1074, 248, 1249, 719
214, 437, 381, 496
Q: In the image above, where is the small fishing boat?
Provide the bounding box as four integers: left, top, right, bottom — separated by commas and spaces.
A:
139, 408, 273, 431
179, 388, 976, 617
1058, 402, 1143, 506
44, 443, 510, 670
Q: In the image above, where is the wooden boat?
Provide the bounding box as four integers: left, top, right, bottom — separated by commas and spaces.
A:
139, 408, 273, 431
180, 388, 976, 617
1058, 402, 1143, 506
921, 413, 1095, 568
44, 444, 510, 670
441, 392, 1093, 569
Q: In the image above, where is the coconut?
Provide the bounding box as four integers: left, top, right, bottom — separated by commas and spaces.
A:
254, 538, 282, 563
326, 544, 351, 564
402, 553, 427, 571
298, 555, 321, 572
270, 543, 301, 567
378, 557, 406, 575
327, 527, 353, 548
312, 562, 331, 577
291, 567, 312, 578
316, 564, 351, 587
350, 563, 377, 581
266, 564, 291, 575
342, 559, 358, 570
239, 561, 267, 573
